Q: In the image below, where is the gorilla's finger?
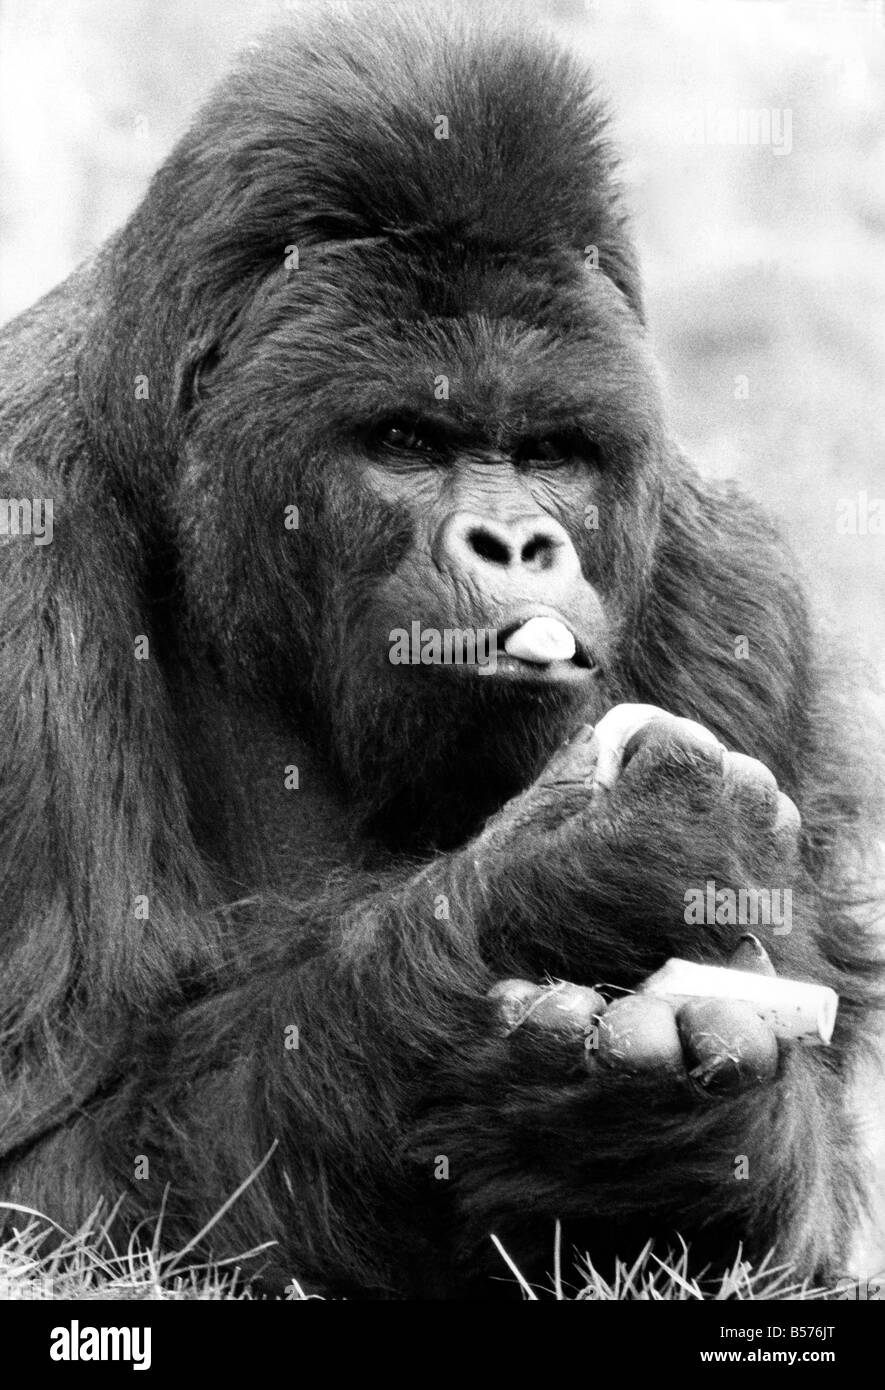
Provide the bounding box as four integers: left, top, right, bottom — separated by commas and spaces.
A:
538, 723, 598, 788
722, 751, 780, 825
773, 791, 802, 843
521, 981, 606, 1034
618, 715, 727, 812
587, 703, 676, 790
678, 999, 779, 1093
590, 994, 683, 1075
488, 978, 545, 1031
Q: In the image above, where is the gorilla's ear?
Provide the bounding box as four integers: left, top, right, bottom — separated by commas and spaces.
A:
174, 332, 225, 412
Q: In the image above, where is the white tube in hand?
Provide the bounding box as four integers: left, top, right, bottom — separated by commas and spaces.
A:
641, 958, 838, 1045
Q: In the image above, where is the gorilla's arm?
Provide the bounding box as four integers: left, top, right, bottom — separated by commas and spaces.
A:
110, 809, 856, 1297
112, 695, 866, 1295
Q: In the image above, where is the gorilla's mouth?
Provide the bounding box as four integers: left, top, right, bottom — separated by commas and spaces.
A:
488, 649, 597, 685
482, 614, 599, 685
386, 609, 600, 688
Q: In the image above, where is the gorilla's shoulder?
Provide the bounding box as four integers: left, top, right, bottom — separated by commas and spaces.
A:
0, 260, 106, 424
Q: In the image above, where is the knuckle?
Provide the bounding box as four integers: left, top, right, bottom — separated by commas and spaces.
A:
624, 720, 724, 808
723, 752, 782, 821
723, 751, 778, 791
773, 791, 802, 843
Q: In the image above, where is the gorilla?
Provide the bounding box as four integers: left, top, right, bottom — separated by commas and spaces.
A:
0, 5, 880, 1298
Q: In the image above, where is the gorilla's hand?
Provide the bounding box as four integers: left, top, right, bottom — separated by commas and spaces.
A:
488, 931, 781, 1098
475, 703, 807, 981
488, 703, 800, 859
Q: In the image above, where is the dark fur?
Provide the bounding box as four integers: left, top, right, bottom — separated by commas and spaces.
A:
0, 6, 880, 1297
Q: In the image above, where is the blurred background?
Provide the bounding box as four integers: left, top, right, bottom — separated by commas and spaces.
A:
1, 0, 883, 1277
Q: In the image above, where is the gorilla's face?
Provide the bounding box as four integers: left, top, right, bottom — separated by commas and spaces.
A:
176, 244, 666, 841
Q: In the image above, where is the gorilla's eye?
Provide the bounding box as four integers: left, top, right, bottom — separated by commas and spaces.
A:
514, 431, 594, 467
373, 419, 438, 455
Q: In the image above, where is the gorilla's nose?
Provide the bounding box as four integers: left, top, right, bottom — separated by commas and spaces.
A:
435, 512, 581, 589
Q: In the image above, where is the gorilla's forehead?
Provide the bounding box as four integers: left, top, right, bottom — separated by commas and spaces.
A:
268, 313, 654, 452
264, 230, 635, 328
224, 242, 656, 441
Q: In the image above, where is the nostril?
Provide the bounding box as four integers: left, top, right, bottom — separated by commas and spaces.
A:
516, 536, 544, 569
467, 527, 511, 566
521, 534, 558, 569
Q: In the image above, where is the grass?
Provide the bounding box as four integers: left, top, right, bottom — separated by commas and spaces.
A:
0, 1201, 266, 1301
0, 1204, 846, 1301
493, 1227, 836, 1301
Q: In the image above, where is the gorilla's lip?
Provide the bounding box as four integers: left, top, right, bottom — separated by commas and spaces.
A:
422, 654, 598, 687
427, 611, 598, 686
478, 654, 599, 686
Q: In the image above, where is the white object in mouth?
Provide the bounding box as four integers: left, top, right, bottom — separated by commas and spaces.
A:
503, 616, 577, 664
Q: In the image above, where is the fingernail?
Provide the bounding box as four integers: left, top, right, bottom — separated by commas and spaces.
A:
729, 933, 776, 977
